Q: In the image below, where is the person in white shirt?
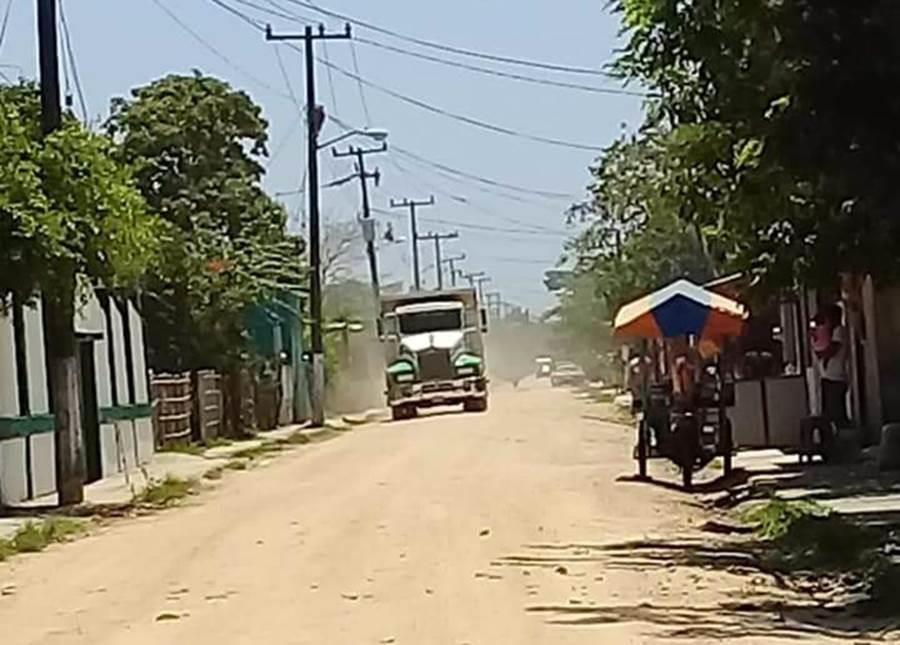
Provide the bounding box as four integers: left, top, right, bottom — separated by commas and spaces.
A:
817, 304, 848, 428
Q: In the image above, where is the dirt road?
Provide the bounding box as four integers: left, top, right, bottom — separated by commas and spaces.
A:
0, 381, 880, 644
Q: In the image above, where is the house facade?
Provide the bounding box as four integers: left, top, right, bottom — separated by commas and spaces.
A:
0, 287, 153, 505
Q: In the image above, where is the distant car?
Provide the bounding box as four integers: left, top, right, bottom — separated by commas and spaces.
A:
535, 357, 553, 378
550, 362, 586, 388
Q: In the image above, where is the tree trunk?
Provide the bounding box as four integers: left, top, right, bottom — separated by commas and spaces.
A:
43, 276, 85, 506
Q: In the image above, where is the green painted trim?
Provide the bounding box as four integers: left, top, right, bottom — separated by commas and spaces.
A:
0, 415, 55, 440
454, 353, 483, 368
99, 404, 153, 423
386, 360, 415, 375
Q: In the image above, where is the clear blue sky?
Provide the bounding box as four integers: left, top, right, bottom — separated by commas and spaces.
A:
2, 0, 643, 312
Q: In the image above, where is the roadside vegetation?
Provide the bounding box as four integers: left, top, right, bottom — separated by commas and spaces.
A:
741, 498, 900, 615
0, 518, 87, 562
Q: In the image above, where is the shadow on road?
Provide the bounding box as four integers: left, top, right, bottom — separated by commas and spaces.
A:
499, 537, 900, 641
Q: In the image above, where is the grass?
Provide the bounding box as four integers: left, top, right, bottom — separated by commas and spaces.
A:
741, 498, 900, 614
231, 442, 286, 460
0, 518, 87, 562
133, 475, 198, 507
161, 437, 233, 456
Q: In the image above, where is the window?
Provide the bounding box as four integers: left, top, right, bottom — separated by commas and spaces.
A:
399, 310, 462, 335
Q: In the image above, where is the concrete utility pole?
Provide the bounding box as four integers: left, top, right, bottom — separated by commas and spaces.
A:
390, 196, 435, 291
418, 231, 459, 290
332, 143, 386, 305
37, 0, 84, 505
473, 276, 491, 304
486, 292, 503, 320
441, 253, 466, 287
266, 23, 352, 428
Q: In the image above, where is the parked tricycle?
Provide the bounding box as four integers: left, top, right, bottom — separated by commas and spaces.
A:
616, 280, 747, 490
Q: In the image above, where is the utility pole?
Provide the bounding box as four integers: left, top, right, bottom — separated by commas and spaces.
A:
332, 143, 386, 305
37, 0, 84, 505
473, 275, 491, 304
390, 196, 435, 291
418, 231, 459, 290
441, 253, 466, 287
266, 23, 351, 428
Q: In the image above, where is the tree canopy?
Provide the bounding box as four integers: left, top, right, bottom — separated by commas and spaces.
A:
0, 82, 157, 301
107, 72, 304, 371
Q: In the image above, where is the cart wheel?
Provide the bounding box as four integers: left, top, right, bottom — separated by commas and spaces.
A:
637, 420, 649, 478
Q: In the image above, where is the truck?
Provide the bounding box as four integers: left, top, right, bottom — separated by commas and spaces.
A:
379, 288, 489, 421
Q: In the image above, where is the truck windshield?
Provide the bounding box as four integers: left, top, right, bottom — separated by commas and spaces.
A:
399, 309, 462, 334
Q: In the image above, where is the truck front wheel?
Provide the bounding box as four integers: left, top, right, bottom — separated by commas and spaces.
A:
464, 397, 489, 413
391, 404, 416, 421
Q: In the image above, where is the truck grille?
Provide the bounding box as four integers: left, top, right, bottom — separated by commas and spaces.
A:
417, 349, 452, 380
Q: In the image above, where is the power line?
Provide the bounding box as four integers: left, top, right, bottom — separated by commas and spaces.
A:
150, 0, 292, 100
391, 146, 579, 200
313, 54, 606, 152
59, 0, 89, 123
349, 38, 372, 126
278, 0, 616, 78
0, 0, 14, 59
373, 207, 567, 238
354, 37, 647, 98
206, 0, 606, 152
251, 0, 642, 96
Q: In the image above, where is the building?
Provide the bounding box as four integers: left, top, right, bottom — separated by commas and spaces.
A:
0, 287, 153, 505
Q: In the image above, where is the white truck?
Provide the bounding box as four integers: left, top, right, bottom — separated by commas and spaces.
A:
379, 288, 489, 420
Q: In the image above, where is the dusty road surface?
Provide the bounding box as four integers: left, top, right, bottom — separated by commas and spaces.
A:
0, 381, 885, 644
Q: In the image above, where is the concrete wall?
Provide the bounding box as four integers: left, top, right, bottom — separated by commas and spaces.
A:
0, 438, 27, 505
1, 289, 154, 505
0, 298, 18, 417
128, 302, 149, 405
23, 299, 49, 415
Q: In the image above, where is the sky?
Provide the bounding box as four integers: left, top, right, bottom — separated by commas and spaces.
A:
1, 0, 643, 313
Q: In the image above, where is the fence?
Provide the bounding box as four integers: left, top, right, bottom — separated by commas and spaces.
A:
150, 372, 193, 446
194, 370, 224, 442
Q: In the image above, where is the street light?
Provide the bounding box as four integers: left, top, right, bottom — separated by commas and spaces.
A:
318, 128, 389, 150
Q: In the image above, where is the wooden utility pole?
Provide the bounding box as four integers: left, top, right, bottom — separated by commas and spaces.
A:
332, 143, 386, 305
37, 0, 84, 505
265, 23, 351, 428
441, 253, 466, 287
390, 196, 435, 291
418, 231, 459, 290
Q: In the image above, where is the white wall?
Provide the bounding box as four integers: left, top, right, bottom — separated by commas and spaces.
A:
0, 438, 28, 505
30, 432, 56, 498
0, 300, 18, 417
128, 301, 149, 405
23, 300, 49, 415
110, 302, 129, 405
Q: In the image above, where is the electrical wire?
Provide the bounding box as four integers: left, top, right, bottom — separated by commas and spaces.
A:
205, 0, 606, 152
354, 37, 647, 98
278, 0, 616, 78
150, 0, 292, 100
320, 39, 339, 112
59, 0, 89, 123
0, 0, 13, 62
349, 38, 372, 126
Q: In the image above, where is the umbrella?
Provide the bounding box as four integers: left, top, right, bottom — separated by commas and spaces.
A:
614, 279, 748, 339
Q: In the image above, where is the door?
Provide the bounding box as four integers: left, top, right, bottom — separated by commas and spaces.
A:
79, 339, 102, 483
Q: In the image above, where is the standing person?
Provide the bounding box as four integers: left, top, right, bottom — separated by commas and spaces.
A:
817, 303, 849, 428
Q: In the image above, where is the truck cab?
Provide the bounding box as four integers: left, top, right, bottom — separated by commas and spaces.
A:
380, 289, 489, 420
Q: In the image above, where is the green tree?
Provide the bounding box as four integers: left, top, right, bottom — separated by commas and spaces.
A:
0, 82, 157, 503
107, 72, 304, 373
612, 0, 900, 289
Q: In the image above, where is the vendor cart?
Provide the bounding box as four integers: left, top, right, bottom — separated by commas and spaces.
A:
615, 280, 748, 489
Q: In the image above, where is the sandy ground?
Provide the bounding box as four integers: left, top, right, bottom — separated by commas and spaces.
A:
0, 380, 892, 644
